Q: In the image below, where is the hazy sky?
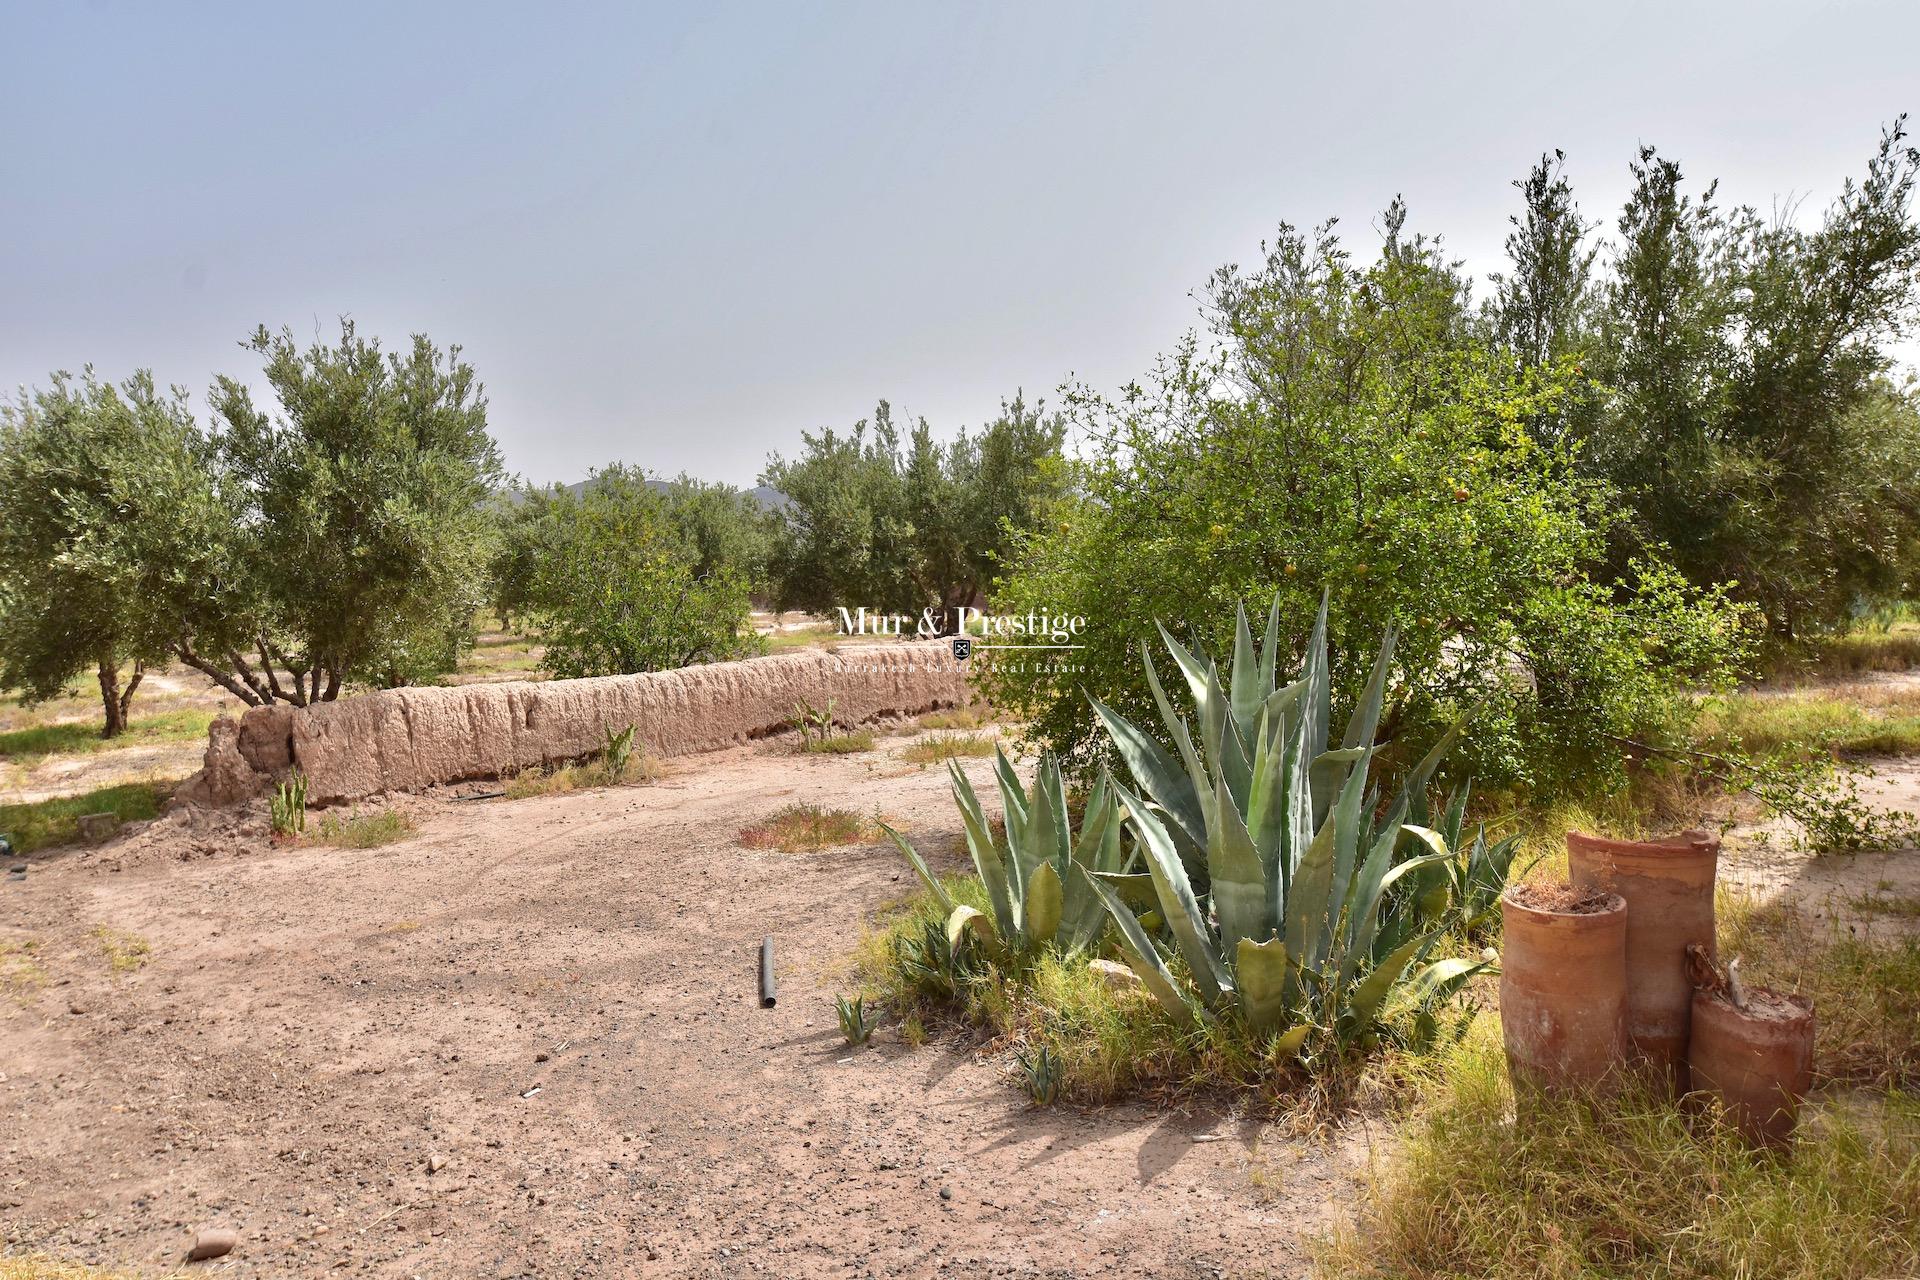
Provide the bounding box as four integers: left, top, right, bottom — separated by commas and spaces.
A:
4, 1, 1915, 487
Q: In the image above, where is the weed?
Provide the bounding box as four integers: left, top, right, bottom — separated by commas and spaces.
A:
501, 740, 661, 799
899, 731, 996, 764
0, 782, 169, 854
314, 809, 415, 849
0, 938, 48, 995
790, 697, 874, 753
738, 803, 872, 852
0, 1254, 180, 1280
1850, 890, 1920, 919
917, 708, 986, 731
91, 926, 151, 974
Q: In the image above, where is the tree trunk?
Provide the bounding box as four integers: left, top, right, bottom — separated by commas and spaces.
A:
119, 660, 145, 727
97, 660, 126, 738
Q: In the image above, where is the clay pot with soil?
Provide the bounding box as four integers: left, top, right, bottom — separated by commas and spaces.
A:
1567, 829, 1718, 1093
1499, 882, 1631, 1095
1685, 946, 1815, 1146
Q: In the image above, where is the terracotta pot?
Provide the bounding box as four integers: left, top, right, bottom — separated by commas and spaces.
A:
1567, 829, 1718, 1093
1499, 883, 1631, 1095
1688, 987, 1814, 1146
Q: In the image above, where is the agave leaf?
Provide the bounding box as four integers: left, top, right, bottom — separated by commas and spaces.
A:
1259, 595, 1280, 696
1235, 936, 1292, 1034
947, 762, 1018, 939
1261, 677, 1308, 744
992, 745, 1029, 855
1304, 589, 1332, 764
1322, 747, 1377, 944
1155, 621, 1215, 720
1215, 701, 1255, 815
1341, 828, 1453, 988
1402, 956, 1491, 1010
945, 904, 997, 955
1228, 604, 1263, 761
1023, 861, 1063, 945
1015, 754, 1066, 893
1095, 871, 1160, 912
1118, 784, 1229, 1003
1089, 693, 1205, 855
1345, 926, 1446, 1031
1338, 626, 1397, 751
1245, 706, 1288, 929
1143, 646, 1216, 827
1290, 750, 1370, 975
1209, 769, 1268, 955
1269, 1022, 1313, 1059
879, 823, 955, 914
1081, 867, 1195, 1026
1390, 720, 1463, 817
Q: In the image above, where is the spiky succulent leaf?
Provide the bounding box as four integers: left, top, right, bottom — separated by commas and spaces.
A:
1082, 868, 1196, 1025
879, 823, 955, 914
1117, 784, 1229, 1003
1023, 861, 1063, 945
947, 762, 1018, 939
1235, 936, 1292, 1035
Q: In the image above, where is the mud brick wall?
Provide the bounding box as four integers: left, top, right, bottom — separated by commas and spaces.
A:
187, 642, 971, 807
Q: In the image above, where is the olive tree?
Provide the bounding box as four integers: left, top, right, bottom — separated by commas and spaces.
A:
0, 369, 227, 734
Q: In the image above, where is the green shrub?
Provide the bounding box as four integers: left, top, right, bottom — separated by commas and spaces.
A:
985, 211, 1751, 798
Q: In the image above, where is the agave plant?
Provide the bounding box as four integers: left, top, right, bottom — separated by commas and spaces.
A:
882, 747, 1131, 956
1083, 594, 1488, 1056
1414, 783, 1529, 939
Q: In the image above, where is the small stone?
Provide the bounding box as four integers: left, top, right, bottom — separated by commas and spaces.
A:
1088, 958, 1143, 992
186, 1227, 237, 1261
939, 1186, 952, 1201
427, 1153, 447, 1174
534, 1051, 550, 1063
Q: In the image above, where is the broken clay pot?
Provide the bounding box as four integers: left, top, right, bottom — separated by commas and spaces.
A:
1499, 882, 1631, 1096
1688, 986, 1814, 1147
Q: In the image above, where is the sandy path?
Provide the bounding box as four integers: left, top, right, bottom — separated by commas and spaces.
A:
1, 739, 1360, 1278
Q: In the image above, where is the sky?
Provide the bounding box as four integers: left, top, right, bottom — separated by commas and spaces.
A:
3, 1, 1916, 488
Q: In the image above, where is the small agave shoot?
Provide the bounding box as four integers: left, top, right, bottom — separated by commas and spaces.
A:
836, 994, 878, 1046
1016, 1042, 1062, 1105
882, 747, 1133, 957
271, 771, 308, 838
1085, 594, 1490, 1061
603, 722, 636, 778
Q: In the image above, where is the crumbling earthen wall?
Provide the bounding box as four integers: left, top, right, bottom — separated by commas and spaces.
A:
179, 642, 970, 807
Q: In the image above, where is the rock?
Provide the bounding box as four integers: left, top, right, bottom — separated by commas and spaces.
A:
427, 1153, 447, 1174
1088, 958, 1143, 992
186, 1227, 237, 1261
77, 812, 120, 844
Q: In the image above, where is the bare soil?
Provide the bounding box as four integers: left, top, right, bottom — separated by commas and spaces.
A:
1, 736, 1364, 1279
1505, 882, 1618, 914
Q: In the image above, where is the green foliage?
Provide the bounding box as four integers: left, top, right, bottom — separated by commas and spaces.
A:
1087, 597, 1490, 1065
1494, 121, 1920, 641
201, 321, 504, 699
881, 746, 1131, 957
0, 369, 224, 733
513, 465, 761, 678
313, 809, 413, 850
271, 772, 308, 838
835, 993, 877, 1046
763, 394, 1065, 621
987, 210, 1750, 796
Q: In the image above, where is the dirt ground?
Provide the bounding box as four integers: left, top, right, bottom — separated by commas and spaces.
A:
1, 735, 1369, 1279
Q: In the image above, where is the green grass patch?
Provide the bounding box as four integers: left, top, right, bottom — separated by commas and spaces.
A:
1696, 688, 1920, 760
1766, 621, 1920, 682
1317, 1020, 1920, 1280
91, 926, 152, 974
314, 809, 415, 849
899, 731, 997, 764
0, 781, 170, 854
0, 708, 216, 763
738, 802, 873, 851
798, 728, 875, 755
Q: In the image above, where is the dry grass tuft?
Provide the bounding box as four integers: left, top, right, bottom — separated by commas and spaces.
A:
0, 1256, 185, 1280
314, 809, 415, 849
1316, 1020, 1920, 1280
502, 748, 662, 799
739, 802, 874, 851
900, 732, 997, 764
